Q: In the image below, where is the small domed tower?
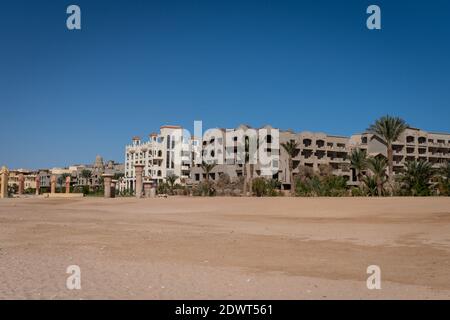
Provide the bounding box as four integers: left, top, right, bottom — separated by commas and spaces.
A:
94, 155, 104, 169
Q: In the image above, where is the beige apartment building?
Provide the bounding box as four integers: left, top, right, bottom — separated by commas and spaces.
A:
189, 124, 280, 184
350, 127, 450, 173
4, 156, 124, 194
189, 124, 352, 189
125, 124, 450, 193
189, 125, 450, 189
278, 130, 352, 187
8, 169, 37, 191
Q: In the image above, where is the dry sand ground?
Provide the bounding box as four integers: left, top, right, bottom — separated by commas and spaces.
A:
0, 196, 450, 300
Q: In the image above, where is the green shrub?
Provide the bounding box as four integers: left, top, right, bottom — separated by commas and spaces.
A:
193, 181, 215, 196
252, 178, 267, 197
250, 178, 281, 197
295, 175, 348, 197
350, 187, 365, 197
24, 187, 35, 194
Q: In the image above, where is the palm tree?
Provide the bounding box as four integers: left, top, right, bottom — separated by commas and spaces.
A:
113, 172, 125, 180
366, 156, 388, 196
348, 148, 367, 183
362, 175, 378, 196
281, 140, 299, 195
398, 160, 434, 196
437, 162, 450, 196
367, 115, 407, 185
201, 161, 216, 183
243, 136, 256, 196
166, 174, 178, 195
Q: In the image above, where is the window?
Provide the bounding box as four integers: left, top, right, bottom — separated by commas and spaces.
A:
303, 139, 312, 147
316, 140, 325, 148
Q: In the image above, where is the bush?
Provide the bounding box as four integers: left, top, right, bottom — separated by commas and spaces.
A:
295, 175, 348, 197
8, 184, 18, 196
251, 178, 281, 197
252, 178, 267, 197
157, 182, 169, 195
192, 181, 215, 196
24, 187, 35, 194
350, 187, 365, 197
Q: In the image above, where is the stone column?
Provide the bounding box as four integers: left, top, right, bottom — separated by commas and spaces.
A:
18, 173, 25, 195
150, 182, 156, 198
102, 174, 113, 198
65, 176, 71, 194
111, 179, 117, 198
50, 175, 56, 194
134, 164, 145, 198
0, 166, 9, 199
35, 176, 40, 195
143, 181, 152, 198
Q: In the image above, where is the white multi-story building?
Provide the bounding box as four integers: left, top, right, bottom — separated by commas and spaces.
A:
124, 125, 200, 191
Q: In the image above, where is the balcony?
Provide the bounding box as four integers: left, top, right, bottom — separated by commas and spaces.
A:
329, 157, 346, 162
327, 145, 346, 152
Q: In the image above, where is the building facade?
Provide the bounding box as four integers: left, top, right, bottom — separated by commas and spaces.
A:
349, 128, 450, 173
126, 124, 450, 192
124, 125, 199, 191
5, 156, 123, 194
189, 124, 280, 184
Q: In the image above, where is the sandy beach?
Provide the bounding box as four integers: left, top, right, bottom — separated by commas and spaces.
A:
0, 196, 449, 299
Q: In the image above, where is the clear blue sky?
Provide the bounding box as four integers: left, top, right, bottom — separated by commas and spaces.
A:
1, 0, 449, 169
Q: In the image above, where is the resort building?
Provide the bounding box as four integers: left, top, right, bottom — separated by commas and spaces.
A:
69, 156, 124, 189
189, 125, 353, 189
126, 124, 450, 192
8, 169, 37, 191
189, 124, 281, 184
349, 127, 450, 173
5, 156, 123, 194
124, 125, 200, 191
280, 130, 352, 188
